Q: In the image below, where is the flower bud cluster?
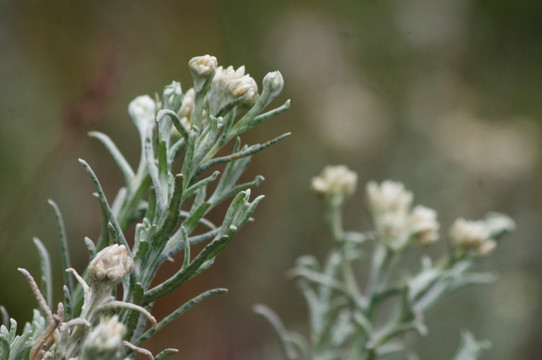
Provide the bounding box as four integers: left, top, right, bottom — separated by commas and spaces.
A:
366, 180, 439, 247
128, 95, 156, 132
207, 65, 259, 115
188, 55, 218, 93
80, 316, 126, 360
450, 213, 514, 256
88, 244, 134, 289
177, 88, 195, 131
311, 165, 358, 198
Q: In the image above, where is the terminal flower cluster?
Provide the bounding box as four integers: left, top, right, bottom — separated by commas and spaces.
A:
257, 165, 514, 360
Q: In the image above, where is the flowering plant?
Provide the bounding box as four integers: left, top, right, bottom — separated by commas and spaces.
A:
0, 55, 289, 360
256, 165, 514, 360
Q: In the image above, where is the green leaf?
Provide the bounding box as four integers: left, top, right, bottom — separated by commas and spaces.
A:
143, 229, 234, 304
137, 288, 227, 345
32, 238, 52, 310
254, 304, 300, 360
199, 132, 290, 175
452, 331, 491, 360
124, 282, 145, 343
48, 200, 74, 295
0, 334, 9, 360
79, 159, 131, 254
155, 348, 179, 360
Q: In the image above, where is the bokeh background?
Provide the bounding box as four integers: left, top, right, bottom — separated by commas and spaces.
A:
1, 0, 542, 359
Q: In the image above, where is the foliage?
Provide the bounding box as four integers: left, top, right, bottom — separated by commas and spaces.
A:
0, 55, 289, 360
256, 166, 514, 360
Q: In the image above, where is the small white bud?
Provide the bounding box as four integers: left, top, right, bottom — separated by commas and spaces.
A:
162, 81, 183, 112
189, 55, 218, 92
409, 205, 439, 244
207, 65, 259, 115
80, 316, 126, 360
128, 95, 156, 131
485, 213, 515, 239
263, 71, 284, 103
88, 244, 134, 287
450, 218, 494, 255
366, 180, 413, 215
311, 165, 358, 197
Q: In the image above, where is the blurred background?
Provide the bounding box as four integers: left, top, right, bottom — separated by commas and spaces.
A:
1, 0, 542, 359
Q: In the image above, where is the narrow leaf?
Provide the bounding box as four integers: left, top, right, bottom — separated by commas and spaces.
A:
137, 288, 227, 345
79, 159, 131, 254
32, 238, 52, 310
48, 200, 74, 294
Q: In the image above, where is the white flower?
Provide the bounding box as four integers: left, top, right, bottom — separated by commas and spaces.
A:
89, 244, 134, 287
81, 316, 125, 360
311, 165, 358, 197
208, 65, 258, 114
366, 180, 413, 215
189, 55, 217, 77
128, 95, 156, 133
409, 205, 439, 244
188, 55, 218, 92
449, 218, 494, 255
485, 213, 515, 239
261, 71, 284, 107
177, 88, 195, 131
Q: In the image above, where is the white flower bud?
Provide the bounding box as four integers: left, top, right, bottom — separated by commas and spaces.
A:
366, 180, 413, 215
207, 65, 259, 115
450, 218, 494, 255
162, 81, 183, 112
262, 71, 284, 104
80, 316, 126, 360
128, 95, 156, 132
88, 244, 134, 287
485, 213, 515, 239
189, 55, 218, 92
409, 205, 439, 244
311, 165, 358, 197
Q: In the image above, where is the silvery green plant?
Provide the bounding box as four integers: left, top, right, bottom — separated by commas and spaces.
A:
255, 165, 514, 360
0, 54, 290, 360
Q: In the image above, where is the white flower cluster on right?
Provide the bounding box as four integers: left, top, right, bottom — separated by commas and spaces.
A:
450, 213, 515, 255
366, 180, 439, 248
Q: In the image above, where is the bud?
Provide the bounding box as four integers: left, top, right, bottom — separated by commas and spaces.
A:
311, 165, 358, 197
162, 81, 183, 112
260, 71, 284, 108
88, 244, 134, 288
128, 95, 156, 133
366, 180, 413, 215
80, 316, 126, 360
449, 218, 495, 255
207, 65, 259, 115
409, 205, 439, 244
188, 55, 218, 93
484, 213, 515, 240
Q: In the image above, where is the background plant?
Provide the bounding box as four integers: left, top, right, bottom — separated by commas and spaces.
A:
256, 165, 514, 360
0, 55, 289, 360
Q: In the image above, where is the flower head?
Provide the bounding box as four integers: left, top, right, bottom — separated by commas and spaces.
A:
366, 181, 413, 215
128, 95, 156, 134
80, 316, 125, 360
207, 65, 258, 115
189, 55, 218, 93
450, 218, 495, 255
311, 165, 358, 197
409, 205, 439, 244
88, 244, 134, 288
260, 71, 284, 107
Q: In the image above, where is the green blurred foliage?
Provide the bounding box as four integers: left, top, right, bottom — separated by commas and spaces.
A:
1, 0, 541, 359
